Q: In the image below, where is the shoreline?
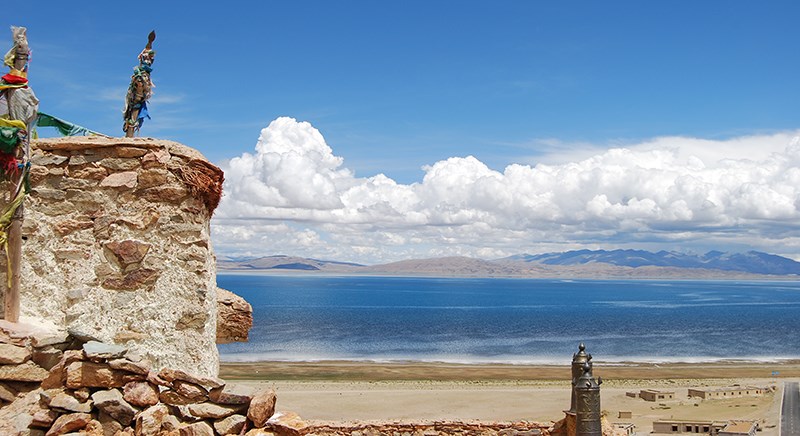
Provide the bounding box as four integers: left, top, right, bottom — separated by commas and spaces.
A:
217, 269, 799, 281
219, 359, 800, 381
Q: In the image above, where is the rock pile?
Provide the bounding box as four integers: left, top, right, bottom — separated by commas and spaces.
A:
0, 326, 305, 436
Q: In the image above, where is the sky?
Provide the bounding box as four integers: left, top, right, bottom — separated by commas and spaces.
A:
6, 1, 800, 264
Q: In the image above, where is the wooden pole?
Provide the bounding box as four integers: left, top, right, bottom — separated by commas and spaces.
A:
3, 28, 31, 322
125, 108, 139, 137
4, 216, 21, 322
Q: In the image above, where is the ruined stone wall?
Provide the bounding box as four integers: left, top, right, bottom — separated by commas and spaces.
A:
1, 136, 224, 377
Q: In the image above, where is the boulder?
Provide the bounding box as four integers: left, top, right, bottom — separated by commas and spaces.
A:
214, 414, 247, 435
179, 421, 215, 436
173, 380, 208, 402
91, 389, 139, 426
135, 403, 169, 436
247, 389, 277, 427
48, 391, 93, 413
216, 287, 253, 344
41, 350, 84, 389
45, 412, 92, 436
123, 380, 159, 407
97, 411, 123, 436
266, 411, 307, 436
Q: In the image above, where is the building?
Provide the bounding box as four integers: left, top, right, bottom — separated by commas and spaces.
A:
652, 420, 757, 436
718, 421, 757, 436
626, 389, 675, 401
639, 389, 675, 401
614, 423, 635, 435
618, 410, 632, 419
652, 420, 727, 435
687, 386, 767, 399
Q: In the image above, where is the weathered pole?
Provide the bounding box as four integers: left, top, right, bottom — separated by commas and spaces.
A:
3, 26, 36, 322
124, 31, 156, 137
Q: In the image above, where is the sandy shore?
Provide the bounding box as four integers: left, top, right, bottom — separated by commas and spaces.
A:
220, 360, 797, 434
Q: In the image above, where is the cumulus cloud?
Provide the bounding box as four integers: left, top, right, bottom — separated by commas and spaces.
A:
213, 117, 800, 263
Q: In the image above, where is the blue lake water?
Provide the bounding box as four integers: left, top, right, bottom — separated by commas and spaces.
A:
217, 275, 800, 364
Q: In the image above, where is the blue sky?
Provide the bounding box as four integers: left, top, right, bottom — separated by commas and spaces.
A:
7, 2, 800, 263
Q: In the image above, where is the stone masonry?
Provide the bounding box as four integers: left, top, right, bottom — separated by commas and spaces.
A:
1, 136, 226, 377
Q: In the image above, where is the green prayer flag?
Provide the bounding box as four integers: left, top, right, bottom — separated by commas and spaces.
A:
36, 112, 103, 137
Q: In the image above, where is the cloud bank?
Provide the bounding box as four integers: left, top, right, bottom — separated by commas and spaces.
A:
213, 117, 800, 263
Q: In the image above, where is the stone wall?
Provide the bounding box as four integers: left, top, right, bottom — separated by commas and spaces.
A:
1, 136, 225, 377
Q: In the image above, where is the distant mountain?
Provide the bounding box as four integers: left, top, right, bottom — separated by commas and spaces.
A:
500, 249, 800, 276
218, 255, 364, 272
217, 250, 800, 278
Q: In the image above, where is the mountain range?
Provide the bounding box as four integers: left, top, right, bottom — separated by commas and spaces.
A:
217, 249, 800, 278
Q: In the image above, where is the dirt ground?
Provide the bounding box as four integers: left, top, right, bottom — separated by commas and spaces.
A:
221, 360, 795, 434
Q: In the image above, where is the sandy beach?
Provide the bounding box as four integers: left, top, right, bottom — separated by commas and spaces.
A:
220, 360, 797, 434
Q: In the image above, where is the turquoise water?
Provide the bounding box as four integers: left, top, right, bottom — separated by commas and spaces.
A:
217, 275, 800, 363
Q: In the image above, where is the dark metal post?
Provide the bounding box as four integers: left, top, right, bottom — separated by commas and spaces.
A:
569, 342, 591, 413
575, 361, 602, 436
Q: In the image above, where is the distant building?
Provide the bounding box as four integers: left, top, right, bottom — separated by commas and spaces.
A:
626, 389, 675, 401
618, 410, 632, 419
718, 421, 757, 436
652, 419, 727, 435
652, 420, 757, 436
687, 386, 767, 399
614, 423, 635, 435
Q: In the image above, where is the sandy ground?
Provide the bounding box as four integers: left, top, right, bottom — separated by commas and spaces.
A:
220, 361, 798, 435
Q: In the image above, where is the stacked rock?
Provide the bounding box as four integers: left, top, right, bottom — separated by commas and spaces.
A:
0, 334, 306, 436
0, 320, 70, 410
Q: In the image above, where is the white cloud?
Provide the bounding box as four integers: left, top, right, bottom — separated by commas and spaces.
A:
213, 117, 800, 264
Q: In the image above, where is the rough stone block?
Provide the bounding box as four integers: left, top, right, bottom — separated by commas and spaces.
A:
214, 414, 247, 435
216, 287, 253, 344
103, 240, 151, 270
135, 403, 169, 435
108, 358, 150, 375
247, 389, 277, 427
102, 268, 160, 291
123, 380, 159, 407
82, 341, 128, 362
159, 389, 196, 406
188, 401, 246, 419
159, 368, 224, 390
0, 361, 49, 382
49, 390, 93, 413
266, 411, 308, 436
45, 412, 92, 436
30, 408, 59, 428
0, 343, 31, 364
0, 381, 17, 401
91, 388, 139, 426
174, 380, 208, 402
208, 384, 253, 405
66, 361, 143, 388
180, 421, 215, 436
